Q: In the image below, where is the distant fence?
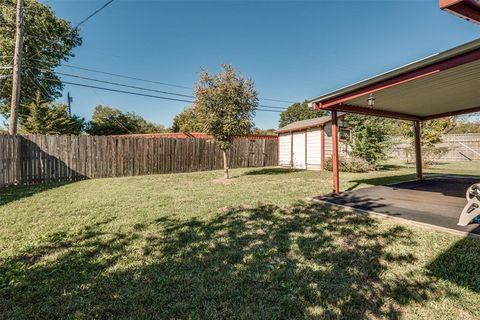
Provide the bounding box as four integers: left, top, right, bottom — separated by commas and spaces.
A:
0, 135, 278, 188
389, 133, 480, 161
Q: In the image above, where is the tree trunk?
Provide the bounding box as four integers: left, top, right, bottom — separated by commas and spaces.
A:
222, 149, 229, 179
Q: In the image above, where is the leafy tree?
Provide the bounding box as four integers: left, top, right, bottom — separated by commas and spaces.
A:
171, 106, 203, 132
345, 114, 392, 164
278, 101, 327, 128
138, 120, 167, 134
194, 64, 257, 179
394, 117, 456, 165
449, 121, 480, 134
86, 105, 166, 136
20, 91, 85, 134
252, 127, 276, 135
0, 0, 81, 122
399, 117, 457, 148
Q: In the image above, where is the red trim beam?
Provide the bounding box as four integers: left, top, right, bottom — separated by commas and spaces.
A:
440, 0, 480, 24
313, 47, 480, 120
317, 48, 480, 110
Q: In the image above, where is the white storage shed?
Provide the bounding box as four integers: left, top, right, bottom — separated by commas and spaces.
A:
277, 114, 349, 170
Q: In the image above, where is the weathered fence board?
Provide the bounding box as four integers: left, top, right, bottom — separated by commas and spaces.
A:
390, 133, 480, 162
0, 135, 278, 187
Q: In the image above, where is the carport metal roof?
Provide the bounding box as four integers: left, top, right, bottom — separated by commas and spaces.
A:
440, 0, 480, 24
310, 38, 480, 121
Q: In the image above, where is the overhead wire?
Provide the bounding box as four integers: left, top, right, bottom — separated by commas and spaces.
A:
31, 67, 287, 110
58, 64, 294, 104
7, 1, 294, 111
42, 78, 283, 113
74, 0, 115, 29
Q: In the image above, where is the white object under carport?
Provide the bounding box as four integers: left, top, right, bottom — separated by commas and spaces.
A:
276, 114, 348, 170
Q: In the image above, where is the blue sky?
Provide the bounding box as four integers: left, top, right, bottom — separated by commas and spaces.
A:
40, 0, 479, 129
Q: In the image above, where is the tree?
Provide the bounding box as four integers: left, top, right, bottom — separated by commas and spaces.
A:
345, 114, 392, 164
194, 64, 257, 179
278, 101, 327, 128
252, 127, 276, 135
171, 107, 203, 132
398, 117, 456, 165
0, 0, 81, 122
20, 91, 85, 134
399, 118, 456, 148
86, 105, 166, 136
449, 120, 480, 134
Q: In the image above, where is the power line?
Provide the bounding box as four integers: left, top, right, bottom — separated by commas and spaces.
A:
53, 80, 194, 103
43, 79, 282, 113
26, 69, 51, 99
59, 64, 293, 104
34, 67, 287, 110
75, 0, 115, 29
37, 68, 196, 99
258, 97, 295, 104
259, 104, 287, 110
60, 63, 192, 90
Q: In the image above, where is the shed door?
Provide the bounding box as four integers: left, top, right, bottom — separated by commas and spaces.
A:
306, 129, 321, 169
292, 131, 306, 169
278, 134, 291, 166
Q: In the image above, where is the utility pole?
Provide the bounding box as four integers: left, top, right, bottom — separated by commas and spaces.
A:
67, 92, 73, 116
8, 0, 25, 135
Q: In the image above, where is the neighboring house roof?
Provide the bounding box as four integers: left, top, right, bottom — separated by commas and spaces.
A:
111, 132, 278, 140
276, 113, 345, 134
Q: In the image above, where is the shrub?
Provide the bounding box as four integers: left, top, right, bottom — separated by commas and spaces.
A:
324, 156, 375, 173
344, 114, 392, 164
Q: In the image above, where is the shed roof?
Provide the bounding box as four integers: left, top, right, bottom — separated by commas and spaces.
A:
309, 38, 480, 121
276, 113, 345, 133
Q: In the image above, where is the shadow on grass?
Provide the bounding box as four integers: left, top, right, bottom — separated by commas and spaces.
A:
243, 167, 304, 175
428, 236, 480, 293
0, 201, 457, 319
0, 181, 78, 207
346, 174, 417, 192
376, 164, 407, 171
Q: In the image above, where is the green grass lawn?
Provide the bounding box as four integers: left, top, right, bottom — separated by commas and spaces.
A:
1, 163, 479, 319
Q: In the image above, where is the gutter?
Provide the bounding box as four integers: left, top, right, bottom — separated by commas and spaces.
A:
309, 38, 480, 104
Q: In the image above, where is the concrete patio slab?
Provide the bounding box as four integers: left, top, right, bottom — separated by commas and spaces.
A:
311, 175, 480, 236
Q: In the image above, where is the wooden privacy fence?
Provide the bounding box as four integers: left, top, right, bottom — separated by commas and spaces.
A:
0, 134, 278, 187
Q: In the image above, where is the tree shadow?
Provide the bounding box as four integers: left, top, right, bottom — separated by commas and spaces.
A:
376, 163, 407, 171
0, 201, 447, 318
1, 136, 86, 205
0, 181, 77, 207
427, 236, 480, 293
243, 167, 304, 175
345, 173, 417, 191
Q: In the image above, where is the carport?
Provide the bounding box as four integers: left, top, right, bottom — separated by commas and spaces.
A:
309, 38, 480, 233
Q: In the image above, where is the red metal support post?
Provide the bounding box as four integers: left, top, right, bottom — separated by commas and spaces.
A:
331, 111, 340, 193
320, 125, 325, 170
304, 130, 308, 169
414, 120, 424, 179
290, 131, 293, 168
277, 136, 280, 166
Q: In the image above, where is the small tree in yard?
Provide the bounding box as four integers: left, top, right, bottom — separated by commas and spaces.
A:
345, 114, 392, 164
194, 64, 258, 179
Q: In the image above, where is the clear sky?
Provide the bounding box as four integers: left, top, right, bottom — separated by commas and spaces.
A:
40, 0, 479, 129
